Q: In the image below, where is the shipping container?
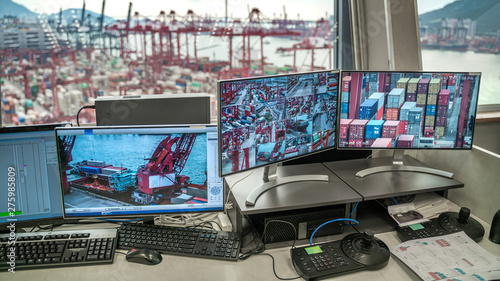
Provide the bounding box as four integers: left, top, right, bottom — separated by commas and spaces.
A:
340, 119, 353, 138
427, 94, 438, 105
435, 126, 445, 138
417, 78, 430, 94
369, 73, 378, 82
399, 120, 408, 134
448, 76, 457, 86
368, 92, 385, 110
416, 93, 427, 106
407, 78, 420, 94
339, 137, 348, 147
340, 113, 348, 119
365, 120, 385, 140
438, 89, 450, 105
400, 102, 416, 121
354, 139, 364, 147
366, 138, 376, 147
396, 77, 410, 89
359, 99, 378, 120
371, 138, 393, 148
406, 93, 416, 102
341, 102, 349, 114
342, 76, 351, 92
341, 91, 350, 103
349, 119, 368, 140
81, 166, 101, 174
87, 160, 106, 167
424, 115, 435, 127
397, 134, 415, 148
436, 115, 447, 127
408, 107, 423, 124
407, 123, 421, 136
428, 78, 442, 94
426, 105, 436, 116
386, 108, 399, 120
382, 120, 400, 140
387, 88, 405, 108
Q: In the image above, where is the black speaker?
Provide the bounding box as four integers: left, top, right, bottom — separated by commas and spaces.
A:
489, 209, 500, 244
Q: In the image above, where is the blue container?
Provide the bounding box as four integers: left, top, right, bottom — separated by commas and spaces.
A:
366, 120, 385, 140
359, 99, 378, 120
408, 107, 423, 124
426, 105, 436, 116
341, 102, 349, 114
81, 166, 101, 174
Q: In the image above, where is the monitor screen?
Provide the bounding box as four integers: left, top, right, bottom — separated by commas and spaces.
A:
218, 70, 339, 177
55, 125, 224, 218
0, 124, 68, 228
338, 71, 481, 149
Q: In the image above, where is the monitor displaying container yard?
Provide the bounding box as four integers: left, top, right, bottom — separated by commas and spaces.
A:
0, 124, 70, 231
338, 71, 481, 178
55, 125, 224, 218
218, 70, 339, 205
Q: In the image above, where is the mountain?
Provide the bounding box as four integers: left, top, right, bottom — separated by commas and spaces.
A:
47, 8, 116, 26
0, 0, 36, 19
419, 0, 500, 34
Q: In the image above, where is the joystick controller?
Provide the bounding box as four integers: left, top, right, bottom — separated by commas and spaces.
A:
291, 230, 390, 280
397, 207, 485, 242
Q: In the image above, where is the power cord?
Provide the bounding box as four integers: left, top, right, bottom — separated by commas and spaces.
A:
76, 105, 95, 126
309, 218, 359, 245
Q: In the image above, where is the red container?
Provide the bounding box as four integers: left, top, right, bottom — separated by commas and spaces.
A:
343, 76, 352, 92
399, 120, 408, 134
436, 115, 447, 126
340, 119, 353, 138
397, 134, 414, 148
355, 139, 364, 147
382, 120, 400, 140
348, 119, 368, 141
437, 105, 448, 117
366, 139, 376, 147
438, 89, 450, 105
339, 137, 348, 147
371, 138, 393, 148
448, 76, 457, 86
406, 93, 416, 102
376, 106, 384, 120
386, 108, 399, 120
417, 78, 430, 94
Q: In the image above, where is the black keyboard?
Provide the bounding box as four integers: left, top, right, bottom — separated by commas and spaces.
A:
117, 223, 241, 261
0, 228, 117, 270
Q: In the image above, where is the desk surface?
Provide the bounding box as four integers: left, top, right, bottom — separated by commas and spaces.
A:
2, 209, 499, 281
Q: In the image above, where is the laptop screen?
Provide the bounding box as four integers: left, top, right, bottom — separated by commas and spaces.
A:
55, 125, 224, 218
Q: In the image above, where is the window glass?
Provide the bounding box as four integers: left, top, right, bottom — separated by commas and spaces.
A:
0, 0, 334, 126
417, 0, 500, 105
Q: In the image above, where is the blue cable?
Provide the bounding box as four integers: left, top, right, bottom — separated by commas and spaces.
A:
350, 202, 360, 216
392, 197, 399, 205
309, 218, 359, 245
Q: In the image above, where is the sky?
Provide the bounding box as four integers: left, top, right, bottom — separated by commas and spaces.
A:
11, 0, 334, 20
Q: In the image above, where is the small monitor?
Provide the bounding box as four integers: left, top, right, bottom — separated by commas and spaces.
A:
338, 71, 481, 177
218, 70, 339, 205
55, 125, 223, 218
0, 124, 69, 230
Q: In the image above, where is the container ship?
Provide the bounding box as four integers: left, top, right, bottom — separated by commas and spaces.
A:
69, 160, 136, 194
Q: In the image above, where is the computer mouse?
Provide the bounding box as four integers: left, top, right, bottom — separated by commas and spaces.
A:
125, 248, 163, 265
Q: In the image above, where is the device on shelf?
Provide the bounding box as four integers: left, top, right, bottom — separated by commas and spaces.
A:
338, 71, 481, 178
54, 125, 224, 219
217, 70, 340, 206
291, 230, 390, 280
0, 228, 117, 270
396, 207, 485, 242
0, 123, 71, 232
117, 223, 241, 261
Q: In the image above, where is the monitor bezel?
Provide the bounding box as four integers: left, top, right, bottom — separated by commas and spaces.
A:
217, 69, 340, 178
336, 70, 481, 151
54, 124, 224, 219
0, 123, 72, 230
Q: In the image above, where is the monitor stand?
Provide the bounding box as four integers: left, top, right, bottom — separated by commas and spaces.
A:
355, 150, 453, 178
245, 164, 329, 206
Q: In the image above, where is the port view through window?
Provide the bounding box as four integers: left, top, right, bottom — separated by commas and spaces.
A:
0, 0, 335, 126
417, 0, 500, 106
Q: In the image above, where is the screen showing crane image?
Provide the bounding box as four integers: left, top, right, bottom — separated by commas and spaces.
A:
218, 70, 339, 177
55, 125, 223, 218
338, 71, 481, 149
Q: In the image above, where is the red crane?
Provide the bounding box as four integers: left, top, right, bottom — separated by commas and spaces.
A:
58, 135, 77, 194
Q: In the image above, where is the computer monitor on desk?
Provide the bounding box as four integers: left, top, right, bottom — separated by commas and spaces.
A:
0, 124, 70, 232
217, 70, 339, 206
54, 125, 224, 219
338, 71, 481, 178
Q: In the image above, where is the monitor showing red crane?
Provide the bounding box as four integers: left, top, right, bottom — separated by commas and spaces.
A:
217, 70, 339, 205
55, 125, 224, 218
338, 71, 481, 178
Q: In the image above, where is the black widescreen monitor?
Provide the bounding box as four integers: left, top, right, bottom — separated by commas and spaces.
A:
217, 70, 339, 205
54, 125, 224, 218
338, 71, 481, 177
0, 124, 70, 231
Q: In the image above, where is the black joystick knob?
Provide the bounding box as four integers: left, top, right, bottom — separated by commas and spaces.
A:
458, 207, 471, 224
362, 229, 375, 249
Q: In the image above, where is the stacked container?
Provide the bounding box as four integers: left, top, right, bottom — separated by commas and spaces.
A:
339, 119, 353, 147
371, 138, 392, 148
397, 134, 415, 148
399, 102, 416, 135
367, 73, 378, 95
382, 120, 400, 140
348, 119, 368, 147
396, 77, 410, 91
386, 88, 405, 121
341, 76, 351, 119
365, 120, 385, 147
391, 73, 403, 89
407, 107, 423, 147
435, 89, 450, 138
359, 99, 378, 120
368, 92, 385, 120
406, 78, 419, 102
